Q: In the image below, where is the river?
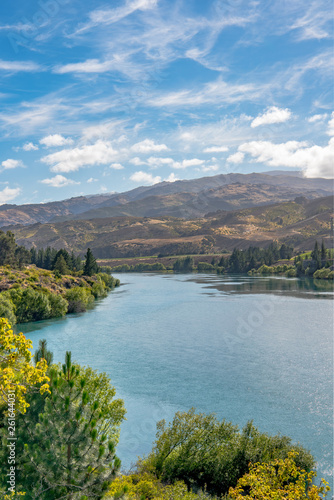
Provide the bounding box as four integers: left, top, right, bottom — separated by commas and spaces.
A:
19, 273, 334, 488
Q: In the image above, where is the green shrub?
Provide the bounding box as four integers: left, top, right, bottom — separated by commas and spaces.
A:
13, 288, 51, 323
91, 281, 108, 299
0, 293, 16, 325
139, 409, 314, 497
197, 262, 215, 272
285, 268, 297, 277
65, 287, 94, 313
313, 268, 331, 279
48, 293, 69, 318
111, 264, 131, 272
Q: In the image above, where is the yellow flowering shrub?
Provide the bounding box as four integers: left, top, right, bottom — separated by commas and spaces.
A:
0, 318, 50, 414
229, 451, 330, 500
106, 472, 214, 499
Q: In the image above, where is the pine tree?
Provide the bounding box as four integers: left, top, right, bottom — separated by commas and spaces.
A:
83, 248, 98, 276
34, 339, 53, 366
4, 352, 126, 499
321, 240, 327, 261
30, 247, 37, 265
53, 254, 70, 275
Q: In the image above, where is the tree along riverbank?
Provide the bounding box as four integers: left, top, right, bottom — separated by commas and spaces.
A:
104, 241, 334, 280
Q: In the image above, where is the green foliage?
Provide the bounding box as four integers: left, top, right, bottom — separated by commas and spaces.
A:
197, 262, 215, 272
53, 254, 70, 275
139, 409, 314, 496
111, 263, 166, 272
47, 292, 69, 317
34, 339, 53, 366
313, 268, 332, 279
0, 293, 16, 325
65, 286, 94, 313
10, 288, 51, 323
84, 248, 99, 276
0, 351, 126, 499
173, 256, 194, 272
106, 473, 216, 499
98, 272, 120, 289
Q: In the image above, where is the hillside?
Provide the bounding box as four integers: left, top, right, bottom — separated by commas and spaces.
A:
0, 172, 332, 227
8, 195, 333, 257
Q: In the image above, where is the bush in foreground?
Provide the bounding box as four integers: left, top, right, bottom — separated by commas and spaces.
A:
138, 408, 315, 496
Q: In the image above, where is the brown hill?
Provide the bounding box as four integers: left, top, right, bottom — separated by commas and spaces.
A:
7, 195, 333, 257
0, 172, 332, 227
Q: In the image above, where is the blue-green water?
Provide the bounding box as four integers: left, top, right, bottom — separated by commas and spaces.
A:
19, 274, 333, 487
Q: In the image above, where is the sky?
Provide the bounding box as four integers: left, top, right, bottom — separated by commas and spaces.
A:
0, 0, 333, 205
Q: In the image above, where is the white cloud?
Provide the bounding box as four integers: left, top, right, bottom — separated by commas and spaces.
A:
203, 146, 228, 153
0, 186, 21, 204
82, 0, 158, 31
327, 112, 334, 136
239, 139, 334, 178
131, 139, 169, 153
130, 170, 161, 185
110, 163, 124, 170
129, 157, 147, 166
251, 107, 292, 128
164, 173, 179, 182
177, 158, 204, 169
1, 159, 24, 170
40, 175, 80, 188
227, 152, 245, 164
54, 59, 114, 74
40, 134, 74, 147
149, 78, 269, 108
41, 140, 119, 173
308, 113, 328, 123
0, 60, 41, 72
202, 164, 219, 172
289, 2, 332, 40
81, 121, 125, 141
147, 157, 175, 167
87, 177, 98, 183
22, 142, 38, 151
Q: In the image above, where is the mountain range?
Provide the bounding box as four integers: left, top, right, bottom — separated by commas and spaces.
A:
0, 171, 332, 227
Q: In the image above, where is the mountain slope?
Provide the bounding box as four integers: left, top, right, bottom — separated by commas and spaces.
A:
8, 195, 333, 257
0, 172, 332, 227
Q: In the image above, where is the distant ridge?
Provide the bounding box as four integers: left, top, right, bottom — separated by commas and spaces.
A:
0, 171, 332, 227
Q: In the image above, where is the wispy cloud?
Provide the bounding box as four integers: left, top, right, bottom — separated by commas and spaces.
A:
73, 0, 158, 35
289, 1, 332, 40
40, 175, 80, 188
0, 60, 41, 72
148, 78, 270, 108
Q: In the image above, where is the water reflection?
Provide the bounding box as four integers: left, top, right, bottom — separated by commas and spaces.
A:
186, 275, 334, 299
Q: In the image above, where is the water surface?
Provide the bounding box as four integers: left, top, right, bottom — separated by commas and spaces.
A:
19, 274, 334, 487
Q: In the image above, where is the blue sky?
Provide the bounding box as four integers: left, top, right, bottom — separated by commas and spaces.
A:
0, 0, 333, 205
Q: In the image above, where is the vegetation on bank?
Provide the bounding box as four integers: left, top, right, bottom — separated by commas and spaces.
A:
0, 231, 120, 324
0, 331, 330, 499
109, 240, 333, 280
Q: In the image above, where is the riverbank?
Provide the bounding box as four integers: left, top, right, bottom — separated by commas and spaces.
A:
0, 265, 120, 324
